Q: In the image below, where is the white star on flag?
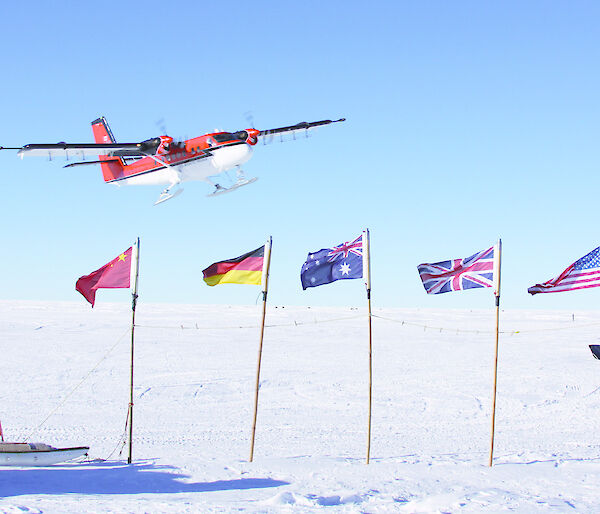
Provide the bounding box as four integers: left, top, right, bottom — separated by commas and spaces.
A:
339, 262, 351, 275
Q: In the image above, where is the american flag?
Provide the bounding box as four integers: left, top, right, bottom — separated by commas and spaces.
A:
417, 246, 495, 295
528, 246, 600, 295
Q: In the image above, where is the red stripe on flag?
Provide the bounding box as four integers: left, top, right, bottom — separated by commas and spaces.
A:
203, 256, 263, 279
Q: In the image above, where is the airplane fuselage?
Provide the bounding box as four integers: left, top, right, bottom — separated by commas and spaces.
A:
111, 140, 254, 187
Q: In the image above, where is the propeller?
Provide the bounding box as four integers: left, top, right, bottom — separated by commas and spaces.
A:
156, 117, 168, 135
244, 110, 255, 129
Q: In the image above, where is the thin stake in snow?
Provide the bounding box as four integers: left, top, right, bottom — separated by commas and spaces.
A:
489, 238, 502, 467
363, 229, 373, 465
128, 237, 141, 464
250, 236, 272, 462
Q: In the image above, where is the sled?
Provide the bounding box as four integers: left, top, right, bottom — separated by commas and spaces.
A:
0, 442, 89, 466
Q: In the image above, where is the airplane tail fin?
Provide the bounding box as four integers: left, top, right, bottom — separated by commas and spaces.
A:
91, 117, 125, 182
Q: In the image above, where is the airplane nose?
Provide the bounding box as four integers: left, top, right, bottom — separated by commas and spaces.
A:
211, 143, 253, 172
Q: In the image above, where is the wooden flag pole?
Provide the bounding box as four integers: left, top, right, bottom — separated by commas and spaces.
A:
363, 229, 373, 464
249, 236, 272, 462
128, 237, 140, 465
489, 238, 502, 467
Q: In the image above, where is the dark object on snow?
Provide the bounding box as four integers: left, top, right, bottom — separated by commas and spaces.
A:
589, 345, 600, 360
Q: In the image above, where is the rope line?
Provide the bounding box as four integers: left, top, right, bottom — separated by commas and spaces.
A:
134, 314, 365, 331
372, 314, 600, 335
133, 314, 600, 337
105, 405, 130, 462
23, 327, 131, 441
83, 405, 129, 464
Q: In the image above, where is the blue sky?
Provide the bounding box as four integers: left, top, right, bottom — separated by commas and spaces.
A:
1, 1, 599, 310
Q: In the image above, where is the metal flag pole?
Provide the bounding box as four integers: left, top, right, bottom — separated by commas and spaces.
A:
489, 238, 502, 467
249, 236, 272, 462
363, 229, 373, 464
128, 237, 140, 464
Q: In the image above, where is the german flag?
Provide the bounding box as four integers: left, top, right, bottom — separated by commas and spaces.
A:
202, 246, 264, 286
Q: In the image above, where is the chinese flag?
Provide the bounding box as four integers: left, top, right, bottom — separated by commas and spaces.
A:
76, 247, 132, 307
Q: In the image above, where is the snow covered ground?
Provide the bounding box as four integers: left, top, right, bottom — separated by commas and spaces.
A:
1, 299, 600, 512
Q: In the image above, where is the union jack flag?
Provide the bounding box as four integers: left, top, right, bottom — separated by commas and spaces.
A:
417, 246, 495, 295
327, 235, 363, 262
528, 245, 600, 295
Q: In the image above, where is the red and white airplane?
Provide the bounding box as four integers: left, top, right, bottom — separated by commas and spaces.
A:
1, 117, 345, 204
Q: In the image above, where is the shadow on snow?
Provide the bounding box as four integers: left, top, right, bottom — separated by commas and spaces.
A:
0, 460, 289, 498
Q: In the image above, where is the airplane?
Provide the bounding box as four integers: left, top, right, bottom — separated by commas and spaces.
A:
0, 117, 345, 204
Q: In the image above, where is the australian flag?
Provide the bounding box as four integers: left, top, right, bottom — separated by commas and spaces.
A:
301, 235, 363, 289
417, 246, 495, 295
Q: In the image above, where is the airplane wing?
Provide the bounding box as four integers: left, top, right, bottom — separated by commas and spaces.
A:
14, 137, 161, 159
258, 118, 345, 140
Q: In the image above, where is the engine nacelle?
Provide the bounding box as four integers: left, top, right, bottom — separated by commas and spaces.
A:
157, 135, 174, 153
246, 128, 260, 145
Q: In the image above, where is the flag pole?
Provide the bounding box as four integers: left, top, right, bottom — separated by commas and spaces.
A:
128, 237, 140, 464
363, 229, 373, 464
489, 238, 502, 467
249, 236, 272, 462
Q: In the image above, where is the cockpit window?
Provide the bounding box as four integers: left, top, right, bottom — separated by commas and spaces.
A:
212, 132, 241, 143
